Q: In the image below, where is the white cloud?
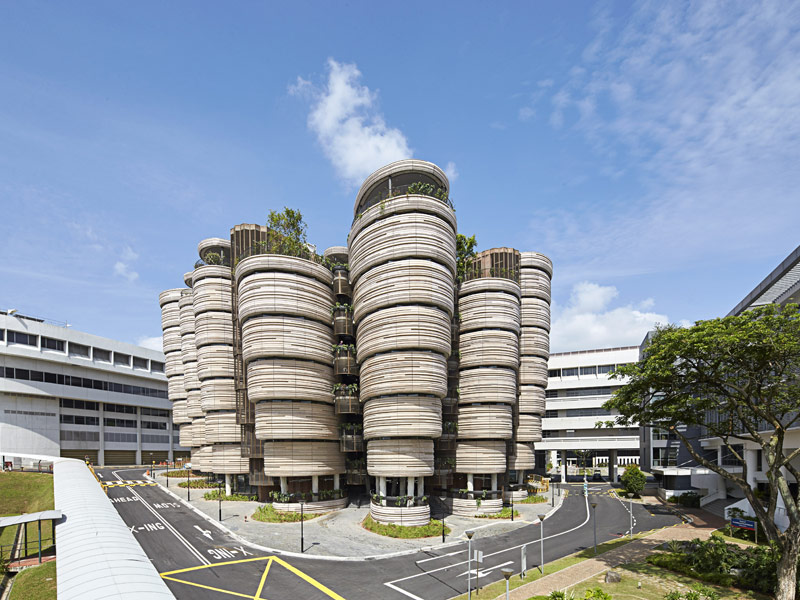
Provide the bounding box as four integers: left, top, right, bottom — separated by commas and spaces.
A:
444, 161, 459, 182
113, 261, 138, 282
529, 1, 800, 282
136, 335, 163, 351
518, 106, 536, 122
291, 59, 412, 185
121, 245, 138, 261
550, 281, 669, 352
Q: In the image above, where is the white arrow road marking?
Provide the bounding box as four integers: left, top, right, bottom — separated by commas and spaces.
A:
457, 560, 513, 578
97, 473, 104, 479
194, 525, 213, 540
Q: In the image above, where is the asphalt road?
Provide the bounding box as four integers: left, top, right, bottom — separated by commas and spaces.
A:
96, 468, 679, 600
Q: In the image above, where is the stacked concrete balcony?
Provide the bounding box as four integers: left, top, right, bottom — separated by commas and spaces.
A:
193, 238, 248, 481
160, 288, 191, 458
349, 160, 456, 525
516, 251, 553, 484
455, 273, 520, 515
235, 253, 345, 508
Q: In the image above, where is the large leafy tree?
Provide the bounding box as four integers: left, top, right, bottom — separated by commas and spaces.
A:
605, 303, 800, 600
266, 207, 308, 258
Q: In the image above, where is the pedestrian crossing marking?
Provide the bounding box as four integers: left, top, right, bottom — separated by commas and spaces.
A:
103, 480, 157, 487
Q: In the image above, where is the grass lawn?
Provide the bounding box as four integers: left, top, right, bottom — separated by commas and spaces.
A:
252, 504, 321, 523
361, 514, 451, 539
8, 560, 57, 600
0, 472, 55, 557
516, 495, 548, 504
450, 531, 653, 599
710, 529, 764, 547
163, 470, 202, 478
203, 490, 257, 501
564, 561, 771, 600
178, 480, 219, 489
475, 507, 521, 519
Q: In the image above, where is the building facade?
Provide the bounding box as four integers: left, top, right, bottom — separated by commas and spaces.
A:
0, 311, 180, 466
542, 346, 640, 481
161, 159, 553, 523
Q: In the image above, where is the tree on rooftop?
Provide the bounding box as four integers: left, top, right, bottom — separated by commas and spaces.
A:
604, 303, 800, 600
266, 207, 308, 258
456, 233, 477, 283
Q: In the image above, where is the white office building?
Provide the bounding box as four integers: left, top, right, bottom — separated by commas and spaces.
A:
541, 346, 641, 480
0, 310, 185, 465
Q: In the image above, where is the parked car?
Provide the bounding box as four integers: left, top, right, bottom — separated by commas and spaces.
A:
591, 470, 603, 481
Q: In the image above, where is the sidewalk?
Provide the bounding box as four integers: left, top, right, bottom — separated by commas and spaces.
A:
152, 470, 564, 557
502, 508, 725, 599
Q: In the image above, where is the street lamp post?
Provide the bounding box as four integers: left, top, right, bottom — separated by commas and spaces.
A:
441, 516, 446, 543
300, 500, 305, 553
591, 502, 597, 554
186, 467, 190, 501
218, 479, 222, 521
501, 567, 514, 600
627, 493, 634, 539
538, 513, 546, 574
466, 529, 475, 600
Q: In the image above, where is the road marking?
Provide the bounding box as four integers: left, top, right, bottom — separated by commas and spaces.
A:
254, 558, 273, 599
194, 525, 214, 540
384, 493, 591, 598
457, 560, 514, 578
112, 469, 210, 566
416, 548, 465, 563
161, 555, 346, 600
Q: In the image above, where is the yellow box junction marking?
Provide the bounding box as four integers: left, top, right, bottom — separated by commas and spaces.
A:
160, 555, 346, 600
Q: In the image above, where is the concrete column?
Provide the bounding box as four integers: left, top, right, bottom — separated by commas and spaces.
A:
98, 403, 105, 466
418, 477, 424, 497
333, 474, 340, 489
407, 476, 415, 497
279, 476, 288, 493
519, 470, 525, 486
135, 406, 142, 465
549, 450, 558, 472
609, 449, 618, 482
225, 474, 232, 496
379, 476, 387, 505
312, 475, 319, 494
167, 413, 174, 462
466, 473, 474, 492
560, 450, 568, 481
491, 473, 498, 491
744, 449, 758, 491
400, 477, 407, 496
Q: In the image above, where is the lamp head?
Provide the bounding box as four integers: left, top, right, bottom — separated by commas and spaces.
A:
538, 513, 546, 521
501, 568, 513, 580
591, 502, 597, 509
627, 493, 634, 499
465, 529, 475, 540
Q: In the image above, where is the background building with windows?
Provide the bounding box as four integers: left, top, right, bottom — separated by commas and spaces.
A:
541, 346, 640, 481
0, 310, 181, 465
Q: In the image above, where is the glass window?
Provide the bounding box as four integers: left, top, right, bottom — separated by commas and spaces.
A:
114, 352, 131, 367
30, 370, 44, 382
104, 417, 137, 428
151, 361, 165, 373
580, 366, 596, 376
598, 364, 615, 374
93, 348, 111, 362
68, 342, 90, 358
41, 337, 65, 352
8, 331, 37, 346
561, 367, 578, 377
142, 420, 167, 430
544, 410, 558, 418
653, 447, 678, 467
547, 369, 561, 378
545, 389, 559, 398
15, 369, 30, 380
132, 356, 149, 370
565, 407, 609, 417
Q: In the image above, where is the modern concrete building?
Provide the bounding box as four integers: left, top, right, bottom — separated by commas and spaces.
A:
162, 159, 553, 523
542, 346, 640, 482
0, 311, 181, 465
642, 245, 799, 530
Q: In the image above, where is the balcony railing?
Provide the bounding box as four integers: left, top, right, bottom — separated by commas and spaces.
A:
333, 268, 351, 297
334, 394, 361, 415
371, 494, 429, 507
340, 432, 364, 452
355, 181, 454, 222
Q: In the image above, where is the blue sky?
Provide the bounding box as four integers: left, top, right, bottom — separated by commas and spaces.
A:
2, 1, 799, 352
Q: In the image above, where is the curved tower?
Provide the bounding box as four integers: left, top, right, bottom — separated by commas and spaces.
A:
193, 239, 248, 479
455, 249, 521, 515
517, 252, 552, 487
235, 253, 345, 509
349, 160, 456, 525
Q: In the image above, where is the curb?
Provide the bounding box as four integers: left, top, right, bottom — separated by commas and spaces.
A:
147, 470, 566, 562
